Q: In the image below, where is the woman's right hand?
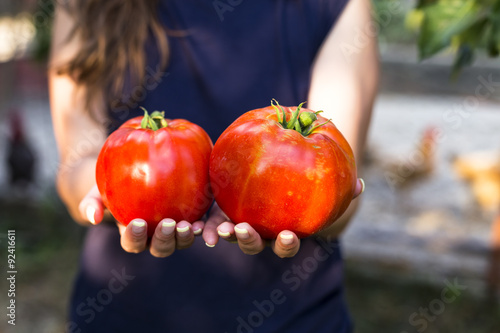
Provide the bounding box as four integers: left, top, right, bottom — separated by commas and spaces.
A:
78, 185, 204, 257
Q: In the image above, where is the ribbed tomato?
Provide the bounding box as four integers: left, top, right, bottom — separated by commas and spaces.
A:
209, 101, 357, 239
96, 109, 213, 237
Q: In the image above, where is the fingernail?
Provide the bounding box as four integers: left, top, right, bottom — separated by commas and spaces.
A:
86, 205, 96, 224
280, 233, 294, 245
161, 220, 176, 236
234, 226, 249, 240
360, 178, 366, 194
176, 225, 190, 236
193, 227, 202, 236
205, 242, 215, 248
131, 220, 146, 235
218, 230, 230, 237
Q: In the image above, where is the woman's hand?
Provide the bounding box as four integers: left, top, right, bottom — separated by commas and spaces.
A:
79, 178, 364, 258
204, 178, 365, 258
78, 185, 204, 257
203, 203, 301, 258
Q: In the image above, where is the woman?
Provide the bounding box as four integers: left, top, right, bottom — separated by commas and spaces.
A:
49, 0, 378, 331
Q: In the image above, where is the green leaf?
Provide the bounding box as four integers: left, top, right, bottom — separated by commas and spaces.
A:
487, 11, 500, 57
418, 0, 483, 60
140, 108, 149, 129
416, 0, 438, 9
451, 44, 475, 79
271, 99, 287, 128
303, 119, 331, 136
286, 106, 300, 130
148, 118, 159, 131
271, 99, 282, 123
411, 0, 500, 77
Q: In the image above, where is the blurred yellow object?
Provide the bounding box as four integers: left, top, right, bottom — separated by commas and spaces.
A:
453, 151, 500, 296
453, 151, 500, 212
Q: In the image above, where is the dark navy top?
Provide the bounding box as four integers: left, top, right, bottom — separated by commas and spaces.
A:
69, 1, 352, 332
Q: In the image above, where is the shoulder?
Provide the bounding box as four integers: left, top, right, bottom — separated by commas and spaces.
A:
49, 4, 80, 69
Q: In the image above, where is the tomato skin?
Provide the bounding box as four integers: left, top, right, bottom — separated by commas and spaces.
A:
209, 105, 356, 239
96, 116, 213, 237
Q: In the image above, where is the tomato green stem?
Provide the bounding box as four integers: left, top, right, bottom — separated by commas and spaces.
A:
140, 107, 168, 130
271, 99, 287, 127
270, 100, 330, 136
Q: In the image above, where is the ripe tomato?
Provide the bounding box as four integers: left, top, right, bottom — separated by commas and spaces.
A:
209, 101, 357, 239
96, 109, 213, 237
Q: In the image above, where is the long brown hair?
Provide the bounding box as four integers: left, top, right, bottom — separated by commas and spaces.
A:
55, 0, 169, 113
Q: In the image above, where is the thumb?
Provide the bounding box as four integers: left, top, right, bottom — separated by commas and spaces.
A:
78, 184, 105, 225
352, 178, 365, 199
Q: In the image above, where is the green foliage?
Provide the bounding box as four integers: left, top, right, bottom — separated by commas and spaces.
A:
410, 0, 500, 76
32, 0, 54, 62
372, 0, 418, 45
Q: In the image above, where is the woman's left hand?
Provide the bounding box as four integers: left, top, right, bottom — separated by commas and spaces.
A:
204, 178, 365, 258
203, 203, 301, 258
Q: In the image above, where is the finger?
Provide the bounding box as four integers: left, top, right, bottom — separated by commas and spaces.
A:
117, 223, 126, 236
120, 219, 148, 253
175, 220, 195, 250
217, 222, 237, 243
150, 218, 177, 258
272, 231, 300, 258
352, 178, 365, 199
203, 219, 219, 248
234, 223, 266, 255
79, 185, 105, 224
203, 206, 228, 247
192, 220, 204, 236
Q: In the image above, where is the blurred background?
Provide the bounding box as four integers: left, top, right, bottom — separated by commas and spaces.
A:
0, 0, 499, 332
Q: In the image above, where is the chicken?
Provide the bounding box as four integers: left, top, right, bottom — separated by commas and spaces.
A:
452, 151, 500, 213
452, 150, 500, 296
383, 126, 438, 190
6, 110, 36, 188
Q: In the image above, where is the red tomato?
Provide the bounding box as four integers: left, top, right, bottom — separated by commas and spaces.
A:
209, 101, 357, 239
96, 110, 213, 237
